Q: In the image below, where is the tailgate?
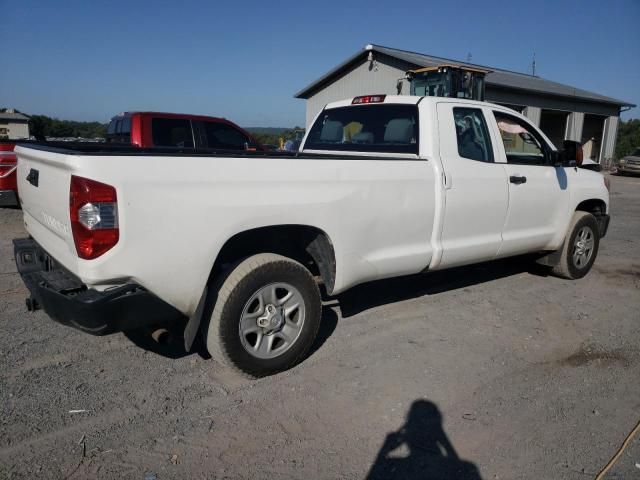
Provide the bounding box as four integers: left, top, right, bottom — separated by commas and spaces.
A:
15, 145, 78, 269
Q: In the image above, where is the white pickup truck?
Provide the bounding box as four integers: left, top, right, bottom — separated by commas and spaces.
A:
13, 95, 610, 377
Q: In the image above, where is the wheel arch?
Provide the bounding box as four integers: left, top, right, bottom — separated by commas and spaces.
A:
575, 198, 609, 238
211, 224, 336, 293
575, 198, 607, 216
183, 224, 336, 351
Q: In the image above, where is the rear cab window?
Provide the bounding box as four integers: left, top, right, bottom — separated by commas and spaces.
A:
106, 116, 132, 144
304, 104, 419, 154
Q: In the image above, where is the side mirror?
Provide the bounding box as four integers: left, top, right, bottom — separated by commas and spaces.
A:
562, 140, 584, 166
550, 150, 563, 167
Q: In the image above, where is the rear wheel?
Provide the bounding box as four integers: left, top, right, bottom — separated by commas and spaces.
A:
552, 211, 600, 280
205, 253, 321, 377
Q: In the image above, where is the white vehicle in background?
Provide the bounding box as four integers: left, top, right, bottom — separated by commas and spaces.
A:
617, 147, 640, 175
13, 95, 610, 377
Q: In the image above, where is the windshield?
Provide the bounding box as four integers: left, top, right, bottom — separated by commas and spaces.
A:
304, 104, 419, 154
410, 71, 449, 97
632, 148, 640, 156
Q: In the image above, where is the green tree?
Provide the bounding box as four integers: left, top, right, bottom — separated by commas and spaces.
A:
27, 114, 107, 139
615, 119, 640, 159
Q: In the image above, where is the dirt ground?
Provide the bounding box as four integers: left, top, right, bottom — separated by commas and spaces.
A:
1, 174, 639, 480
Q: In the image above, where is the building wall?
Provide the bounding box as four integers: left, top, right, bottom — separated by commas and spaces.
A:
599, 116, 620, 167
0, 121, 29, 140
305, 55, 411, 127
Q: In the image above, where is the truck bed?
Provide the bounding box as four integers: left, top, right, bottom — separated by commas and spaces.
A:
14, 142, 436, 317
18, 141, 299, 157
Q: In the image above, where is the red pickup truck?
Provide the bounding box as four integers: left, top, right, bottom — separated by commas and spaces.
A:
0, 112, 264, 207
106, 112, 264, 150
0, 142, 18, 206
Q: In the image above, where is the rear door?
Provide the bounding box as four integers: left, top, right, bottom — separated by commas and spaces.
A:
490, 110, 569, 256
436, 103, 508, 268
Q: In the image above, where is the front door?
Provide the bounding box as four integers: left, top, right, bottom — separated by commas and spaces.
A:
490, 110, 569, 257
436, 103, 509, 268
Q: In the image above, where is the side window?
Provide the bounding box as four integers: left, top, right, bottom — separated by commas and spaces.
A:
453, 107, 493, 162
493, 112, 547, 165
152, 118, 194, 148
203, 122, 248, 150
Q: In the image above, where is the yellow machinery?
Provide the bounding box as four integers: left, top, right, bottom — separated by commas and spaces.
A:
398, 64, 491, 101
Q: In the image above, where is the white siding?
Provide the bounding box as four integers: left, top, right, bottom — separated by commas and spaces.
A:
305, 58, 408, 128
523, 106, 541, 126
0, 121, 30, 140
599, 116, 619, 165
564, 112, 584, 141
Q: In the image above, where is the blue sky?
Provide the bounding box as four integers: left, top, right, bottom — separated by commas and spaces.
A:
1, 0, 638, 126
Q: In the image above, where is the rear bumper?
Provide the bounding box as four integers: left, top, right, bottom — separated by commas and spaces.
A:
13, 238, 183, 335
0, 189, 18, 207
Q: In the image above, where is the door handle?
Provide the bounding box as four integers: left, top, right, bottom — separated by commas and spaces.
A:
26, 168, 39, 187
509, 175, 527, 185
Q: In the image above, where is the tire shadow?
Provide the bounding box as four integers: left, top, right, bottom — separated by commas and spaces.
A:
305, 303, 339, 359
121, 255, 549, 363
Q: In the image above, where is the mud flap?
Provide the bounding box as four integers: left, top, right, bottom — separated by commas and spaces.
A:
184, 286, 207, 351
535, 245, 563, 267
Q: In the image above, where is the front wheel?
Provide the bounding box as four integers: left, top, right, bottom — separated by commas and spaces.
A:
552, 211, 600, 280
205, 253, 321, 377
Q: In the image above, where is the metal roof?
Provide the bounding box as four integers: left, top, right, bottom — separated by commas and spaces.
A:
0, 112, 30, 121
295, 44, 635, 108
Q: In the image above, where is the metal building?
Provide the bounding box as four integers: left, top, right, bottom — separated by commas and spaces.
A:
0, 110, 30, 140
295, 44, 635, 164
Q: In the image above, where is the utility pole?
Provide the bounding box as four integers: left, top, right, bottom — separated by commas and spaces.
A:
532, 52, 536, 76
466, 52, 472, 63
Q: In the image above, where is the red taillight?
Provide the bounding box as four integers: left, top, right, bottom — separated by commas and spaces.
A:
69, 175, 119, 259
352, 95, 386, 104
0, 152, 17, 178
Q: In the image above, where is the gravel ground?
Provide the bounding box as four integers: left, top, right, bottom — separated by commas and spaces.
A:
1, 174, 639, 480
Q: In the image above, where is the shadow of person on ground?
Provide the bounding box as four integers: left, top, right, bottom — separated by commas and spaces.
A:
367, 400, 482, 480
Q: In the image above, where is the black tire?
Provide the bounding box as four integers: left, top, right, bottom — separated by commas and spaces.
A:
205, 253, 321, 377
552, 211, 600, 280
